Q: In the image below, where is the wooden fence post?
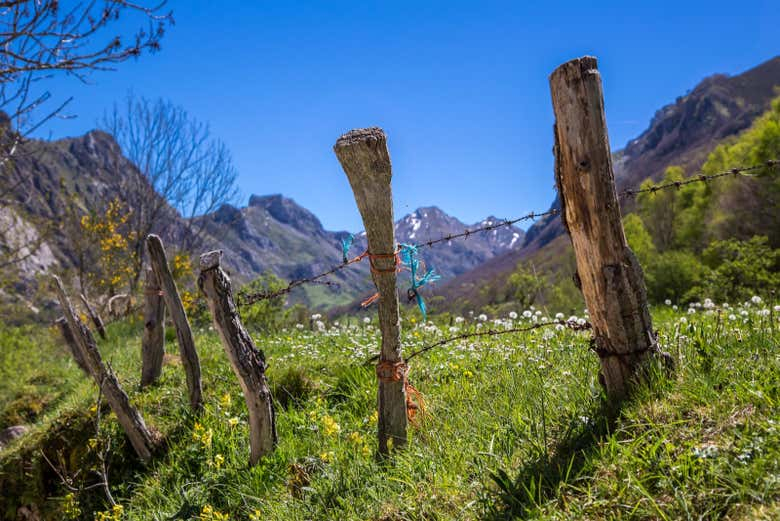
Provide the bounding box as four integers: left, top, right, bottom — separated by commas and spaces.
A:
334, 128, 407, 453
52, 276, 155, 461
146, 234, 203, 412
79, 294, 107, 339
198, 250, 277, 465
549, 56, 665, 400
141, 267, 165, 387
55, 316, 89, 375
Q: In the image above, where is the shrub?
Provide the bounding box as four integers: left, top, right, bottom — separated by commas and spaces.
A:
644, 250, 704, 304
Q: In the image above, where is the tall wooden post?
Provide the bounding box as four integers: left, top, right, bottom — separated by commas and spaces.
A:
52, 276, 155, 461
146, 234, 203, 411
198, 250, 277, 464
141, 267, 165, 387
550, 56, 661, 400
334, 127, 407, 453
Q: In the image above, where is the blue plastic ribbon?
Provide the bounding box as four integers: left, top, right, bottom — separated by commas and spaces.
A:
399, 243, 441, 321
341, 234, 354, 263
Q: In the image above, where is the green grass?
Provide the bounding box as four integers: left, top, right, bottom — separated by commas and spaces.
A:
1, 301, 778, 520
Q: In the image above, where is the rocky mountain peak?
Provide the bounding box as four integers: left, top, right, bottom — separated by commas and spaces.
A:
247, 194, 324, 234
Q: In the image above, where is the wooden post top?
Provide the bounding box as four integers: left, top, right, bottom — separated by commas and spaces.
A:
199, 250, 223, 271
334, 127, 387, 149
549, 55, 598, 80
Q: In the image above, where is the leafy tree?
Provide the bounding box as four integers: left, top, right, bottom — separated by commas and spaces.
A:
644, 250, 704, 304
637, 166, 683, 252
692, 236, 780, 303
700, 97, 780, 248
623, 213, 657, 267
506, 262, 545, 309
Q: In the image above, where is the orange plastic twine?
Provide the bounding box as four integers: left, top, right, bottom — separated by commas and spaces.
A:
404, 381, 425, 425
375, 360, 425, 424
359, 248, 403, 308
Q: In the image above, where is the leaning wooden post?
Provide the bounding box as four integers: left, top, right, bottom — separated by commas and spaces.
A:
550, 56, 664, 400
141, 267, 166, 387
146, 235, 203, 411
198, 250, 277, 465
79, 294, 107, 339
334, 128, 407, 453
52, 276, 155, 461
55, 316, 89, 375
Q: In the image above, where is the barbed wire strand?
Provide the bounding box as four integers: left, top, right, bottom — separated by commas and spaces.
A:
237, 209, 558, 306
618, 160, 778, 199
238, 160, 778, 306
366, 319, 592, 364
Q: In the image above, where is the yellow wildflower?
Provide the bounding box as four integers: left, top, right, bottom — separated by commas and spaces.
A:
321, 415, 340, 437
214, 454, 224, 469
219, 393, 232, 408
319, 451, 334, 463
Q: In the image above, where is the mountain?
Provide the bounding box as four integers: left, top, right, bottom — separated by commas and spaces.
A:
352, 206, 524, 279
433, 54, 780, 310
0, 128, 525, 313
195, 200, 525, 307
194, 195, 367, 308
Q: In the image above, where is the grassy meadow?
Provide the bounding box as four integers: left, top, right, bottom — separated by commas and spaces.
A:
0, 300, 778, 520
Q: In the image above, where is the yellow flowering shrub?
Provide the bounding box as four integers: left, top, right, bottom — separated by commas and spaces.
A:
171, 252, 193, 281
79, 198, 137, 296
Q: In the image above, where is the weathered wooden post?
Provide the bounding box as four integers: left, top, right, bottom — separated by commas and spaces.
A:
550, 56, 664, 400
334, 128, 407, 453
55, 316, 89, 375
198, 250, 277, 464
79, 294, 107, 339
146, 234, 203, 412
141, 267, 165, 387
52, 276, 155, 461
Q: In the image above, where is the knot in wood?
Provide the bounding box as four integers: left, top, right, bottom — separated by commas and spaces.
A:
376, 360, 408, 383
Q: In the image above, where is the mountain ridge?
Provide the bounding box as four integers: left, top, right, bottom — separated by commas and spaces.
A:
431, 54, 780, 312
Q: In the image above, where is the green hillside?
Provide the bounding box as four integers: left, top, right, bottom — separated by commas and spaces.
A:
1, 301, 778, 519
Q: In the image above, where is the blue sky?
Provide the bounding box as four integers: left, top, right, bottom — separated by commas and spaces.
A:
35, 1, 779, 232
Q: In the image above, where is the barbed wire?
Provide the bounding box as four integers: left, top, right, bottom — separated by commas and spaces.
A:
417, 208, 560, 248
237, 208, 558, 306
618, 160, 778, 199
237, 159, 778, 307
366, 319, 593, 363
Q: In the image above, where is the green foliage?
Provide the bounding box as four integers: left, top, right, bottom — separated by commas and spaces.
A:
623, 213, 657, 266
506, 262, 545, 308
702, 97, 780, 247
637, 166, 684, 251
238, 272, 288, 334
627, 96, 780, 303
644, 250, 705, 304
1, 304, 779, 520
692, 235, 780, 303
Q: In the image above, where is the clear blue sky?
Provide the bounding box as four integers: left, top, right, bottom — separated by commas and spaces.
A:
36, 0, 779, 232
